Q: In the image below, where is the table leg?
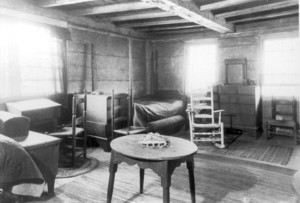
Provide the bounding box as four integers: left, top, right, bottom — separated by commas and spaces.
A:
161, 161, 171, 203
186, 158, 196, 203
140, 168, 144, 194
163, 187, 170, 203
107, 155, 118, 203
46, 175, 55, 194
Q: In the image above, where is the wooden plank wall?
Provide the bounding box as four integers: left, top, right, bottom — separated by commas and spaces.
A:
151, 16, 299, 135
218, 35, 259, 83
67, 28, 148, 96
151, 42, 185, 91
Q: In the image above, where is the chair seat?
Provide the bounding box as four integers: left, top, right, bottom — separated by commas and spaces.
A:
193, 123, 221, 128
48, 127, 84, 138
267, 120, 296, 128
114, 126, 147, 135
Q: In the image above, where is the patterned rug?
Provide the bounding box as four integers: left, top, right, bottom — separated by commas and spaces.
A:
195, 133, 241, 148
57, 156, 100, 178
209, 140, 294, 165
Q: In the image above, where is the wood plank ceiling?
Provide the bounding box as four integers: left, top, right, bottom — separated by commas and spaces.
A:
35, 0, 299, 36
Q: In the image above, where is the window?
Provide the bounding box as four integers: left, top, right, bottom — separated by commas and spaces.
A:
0, 18, 63, 98
261, 35, 300, 96
186, 39, 218, 91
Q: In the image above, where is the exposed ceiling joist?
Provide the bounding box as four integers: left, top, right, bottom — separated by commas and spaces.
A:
229, 8, 299, 23
118, 18, 189, 28
38, 0, 95, 8
151, 27, 208, 35
102, 10, 175, 22
140, 0, 234, 33
70, 2, 157, 16
216, 0, 299, 18
136, 24, 202, 32
200, 0, 259, 11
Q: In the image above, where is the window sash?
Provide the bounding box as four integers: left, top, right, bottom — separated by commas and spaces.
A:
261, 36, 300, 97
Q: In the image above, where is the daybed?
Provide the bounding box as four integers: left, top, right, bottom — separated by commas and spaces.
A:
133, 90, 187, 135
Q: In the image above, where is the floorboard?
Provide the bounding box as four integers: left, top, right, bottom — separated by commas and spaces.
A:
26, 139, 299, 203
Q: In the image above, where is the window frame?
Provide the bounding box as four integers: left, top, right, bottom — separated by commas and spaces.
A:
0, 20, 65, 101
259, 32, 300, 97
184, 38, 219, 93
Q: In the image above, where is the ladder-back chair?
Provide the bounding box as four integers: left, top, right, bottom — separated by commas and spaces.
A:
111, 89, 146, 140
49, 90, 87, 167
187, 86, 225, 148
265, 97, 298, 144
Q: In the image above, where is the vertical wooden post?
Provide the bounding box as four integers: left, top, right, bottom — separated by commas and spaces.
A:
111, 89, 115, 140
152, 49, 158, 94
128, 38, 133, 126
91, 43, 95, 91
62, 40, 69, 106
146, 40, 152, 95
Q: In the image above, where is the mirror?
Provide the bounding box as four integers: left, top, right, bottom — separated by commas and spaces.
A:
225, 58, 247, 85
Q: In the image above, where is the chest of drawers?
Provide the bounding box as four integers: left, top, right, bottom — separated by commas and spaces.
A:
216, 85, 262, 137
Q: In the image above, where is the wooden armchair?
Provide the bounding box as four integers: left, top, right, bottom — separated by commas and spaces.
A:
265, 97, 298, 144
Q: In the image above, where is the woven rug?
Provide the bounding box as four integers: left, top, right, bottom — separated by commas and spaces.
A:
195, 133, 241, 148
57, 156, 100, 178
209, 140, 294, 165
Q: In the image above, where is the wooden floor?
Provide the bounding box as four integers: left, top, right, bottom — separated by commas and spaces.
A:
20, 130, 300, 202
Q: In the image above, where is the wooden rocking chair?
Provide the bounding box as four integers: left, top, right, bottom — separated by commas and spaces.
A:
187, 86, 225, 148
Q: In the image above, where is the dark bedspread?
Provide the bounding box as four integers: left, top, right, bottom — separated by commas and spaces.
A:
133, 97, 185, 127
0, 134, 44, 188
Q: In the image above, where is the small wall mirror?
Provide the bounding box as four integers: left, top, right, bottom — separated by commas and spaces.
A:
225, 58, 247, 85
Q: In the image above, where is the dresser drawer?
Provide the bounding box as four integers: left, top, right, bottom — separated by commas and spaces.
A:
239, 95, 256, 104
238, 86, 256, 95
220, 86, 238, 94
240, 104, 255, 115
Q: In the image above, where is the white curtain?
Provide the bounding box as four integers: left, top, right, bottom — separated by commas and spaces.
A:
0, 17, 64, 98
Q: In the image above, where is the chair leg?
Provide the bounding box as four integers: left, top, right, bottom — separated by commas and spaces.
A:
215, 123, 225, 149
83, 132, 87, 159
72, 136, 76, 167
294, 126, 297, 145
265, 122, 269, 141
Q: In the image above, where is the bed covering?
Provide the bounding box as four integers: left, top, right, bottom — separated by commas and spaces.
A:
0, 134, 44, 188
133, 91, 186, 134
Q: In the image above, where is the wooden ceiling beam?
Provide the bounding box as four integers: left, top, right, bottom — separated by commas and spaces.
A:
70, 2, 157, 16
216, 0, 299, 18
136, 24, 202, 32
118, 18, 189, 28
200, 0, 259, 11
140, 0, 233, 33
229, 9, 299, 23
102, 10, 175, 22
37, 0, 95, 8
150, 27, 208, 35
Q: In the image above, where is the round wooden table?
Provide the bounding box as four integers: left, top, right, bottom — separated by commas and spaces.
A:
107, 134, 198, 203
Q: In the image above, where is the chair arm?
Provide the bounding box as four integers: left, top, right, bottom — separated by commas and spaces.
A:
213, 109, 224, 124
213, 110, 224, 113
186, 109, 195, 113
